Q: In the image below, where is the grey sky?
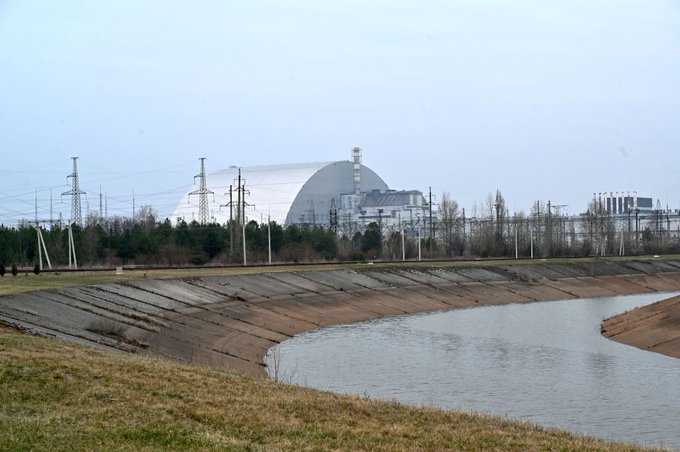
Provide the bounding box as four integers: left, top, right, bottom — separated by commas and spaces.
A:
1, 1, 679, 225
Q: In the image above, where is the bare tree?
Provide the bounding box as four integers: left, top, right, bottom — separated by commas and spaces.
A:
136, 205, 158, 230
471, 190, 507, 257
439, 192, 464, 256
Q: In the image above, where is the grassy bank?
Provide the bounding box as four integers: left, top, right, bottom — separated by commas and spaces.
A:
0, 325, 651, 451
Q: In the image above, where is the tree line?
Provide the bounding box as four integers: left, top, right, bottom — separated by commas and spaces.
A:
0, 205, 382, 269
1, 195, 678, 271
435, 191, 680, 259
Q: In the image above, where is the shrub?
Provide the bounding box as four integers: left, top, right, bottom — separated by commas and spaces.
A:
87, 318, 125, 337
189, 247, 208, 265
11, 263, 18, 276
33, 263, 40, 275
0, 263, 5, 277
348, 251, 365, 262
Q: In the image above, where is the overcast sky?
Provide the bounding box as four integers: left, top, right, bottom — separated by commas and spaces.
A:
1, 1, 679, 225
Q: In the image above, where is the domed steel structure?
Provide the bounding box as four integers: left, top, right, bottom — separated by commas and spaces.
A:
173, 158, 389, 226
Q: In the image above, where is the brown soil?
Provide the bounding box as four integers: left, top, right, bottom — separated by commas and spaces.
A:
2, 259, 680, 376
601, 294, 680, 358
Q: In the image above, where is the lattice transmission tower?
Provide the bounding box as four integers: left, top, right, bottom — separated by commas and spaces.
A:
62, 157, 86, 226
188, 157, 214, 225
329, 197, 338, 235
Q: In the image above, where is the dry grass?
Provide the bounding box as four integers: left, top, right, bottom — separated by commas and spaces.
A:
0, 325, 657, 451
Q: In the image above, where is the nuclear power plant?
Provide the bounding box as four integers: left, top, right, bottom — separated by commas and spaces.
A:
173, 148, 430, 234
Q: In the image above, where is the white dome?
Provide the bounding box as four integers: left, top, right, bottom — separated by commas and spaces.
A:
173, 161, 389, 225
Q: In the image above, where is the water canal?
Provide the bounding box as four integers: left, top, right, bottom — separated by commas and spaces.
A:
266, 292, 680, 449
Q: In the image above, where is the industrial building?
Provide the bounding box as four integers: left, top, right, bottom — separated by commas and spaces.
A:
594, 192, 655, 215
173, 148, 430, 234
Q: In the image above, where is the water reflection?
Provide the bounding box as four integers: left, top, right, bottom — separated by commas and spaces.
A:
267, 292, 680, 449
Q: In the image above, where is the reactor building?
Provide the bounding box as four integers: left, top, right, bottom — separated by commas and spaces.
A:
173, 148, 429, 234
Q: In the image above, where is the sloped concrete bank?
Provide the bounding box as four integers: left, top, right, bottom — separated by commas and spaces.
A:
2, 259, 680, 376
602, 294, 680, 358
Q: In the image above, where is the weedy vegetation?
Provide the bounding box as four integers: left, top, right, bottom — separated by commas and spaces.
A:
0, 324, 660, 451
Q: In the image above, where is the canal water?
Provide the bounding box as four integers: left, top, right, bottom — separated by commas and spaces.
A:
265, 292, 680, 449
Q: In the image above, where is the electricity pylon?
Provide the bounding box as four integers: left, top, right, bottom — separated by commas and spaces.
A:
188, 157, 214, 225
62, 157, 86, 226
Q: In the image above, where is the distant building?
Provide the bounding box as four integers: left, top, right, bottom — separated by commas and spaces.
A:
343, 189, 427, 231
594, 192, 655, 215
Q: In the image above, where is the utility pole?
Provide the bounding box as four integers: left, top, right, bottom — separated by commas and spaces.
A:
229, 185, 233, 224
425, 186, 436, 257
220, 184, 235, 257
50, 189, 53, 226
400, 212, 405, 261
188, 157, 214, 225
546, 200, 552, 257
233, 169, 250, 266
514, 215, 518, 260
242, 215, 247, 266
428, 186, 434, 241
237, 170, 242, 228
67, 224, 77, 269
33, 191, 52, 270
267, 214, 272, 265
494, 192, 501, 239
36, 226, 52, 271
635, 208, 639, 245
242, 182, 249, 228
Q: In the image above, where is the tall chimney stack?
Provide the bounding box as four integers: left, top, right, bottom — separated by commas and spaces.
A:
352, 147, 362, 195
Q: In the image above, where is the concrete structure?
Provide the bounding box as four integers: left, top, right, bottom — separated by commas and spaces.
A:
343, 189, 427, 234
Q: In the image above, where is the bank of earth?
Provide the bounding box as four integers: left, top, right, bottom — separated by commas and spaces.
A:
1, 323, 653, 451
2, 258, 680, 376
602, 293, 680, 358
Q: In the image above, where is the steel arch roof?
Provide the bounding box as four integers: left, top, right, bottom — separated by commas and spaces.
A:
173, 161, 389, 225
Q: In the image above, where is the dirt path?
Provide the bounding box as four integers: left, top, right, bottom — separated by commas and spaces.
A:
2, 259, 680, 376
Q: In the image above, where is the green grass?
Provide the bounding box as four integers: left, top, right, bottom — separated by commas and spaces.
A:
0, 325, 656, 451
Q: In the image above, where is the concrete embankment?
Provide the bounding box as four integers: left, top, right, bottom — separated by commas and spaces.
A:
2, 259, 680, 376
601, 294, 680, 358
